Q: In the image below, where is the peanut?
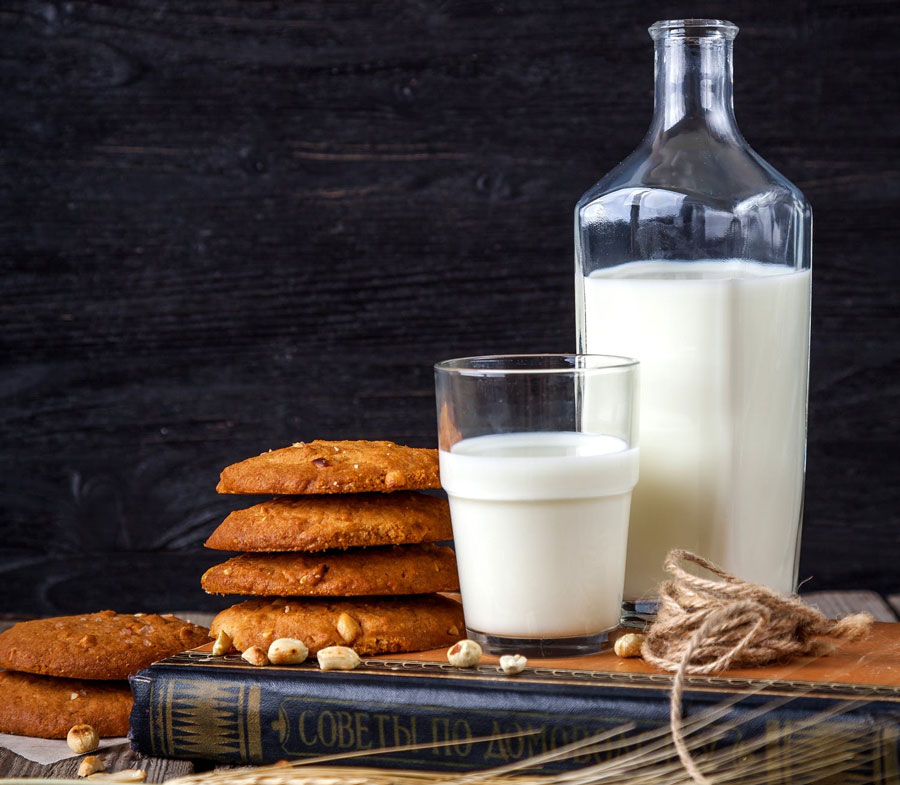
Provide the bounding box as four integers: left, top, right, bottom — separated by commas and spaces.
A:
78, 756, 105, 777
614, 632, 646, 659
67, 724, 99, 754
499, 654, 528, 675
267, 638, 309, 665
317, 646, 361, 671
336, 612, 362, 644
88, 769, 146, 782
211, 630, 233, 656
447, 639, 482, 668
241, 646, 269, 666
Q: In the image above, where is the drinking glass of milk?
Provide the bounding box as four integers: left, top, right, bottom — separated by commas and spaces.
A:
434, 354, 639, 656
576, 20, 812, 622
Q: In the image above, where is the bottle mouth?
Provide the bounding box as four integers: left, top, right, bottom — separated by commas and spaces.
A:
649, 19, 739, 41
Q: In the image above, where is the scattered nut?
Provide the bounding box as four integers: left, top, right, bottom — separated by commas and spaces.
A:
212, 630, 233, 656
317, 646, 361, 671
67, 724, 99, 754
447, 639, 482, 668
614, 632, 646, 659
70, 692, 79, 701
267, 638, 309, 665
88, 769, 146, 782
499, 654, 528, 675
336, 612, 362, 644
78, 756, 105, 777
241, 646, 269, 666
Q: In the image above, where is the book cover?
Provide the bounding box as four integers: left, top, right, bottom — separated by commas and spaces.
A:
129, 623, 900, 780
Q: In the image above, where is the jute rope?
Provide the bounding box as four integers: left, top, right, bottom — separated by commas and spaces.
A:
641, 549, 874, 785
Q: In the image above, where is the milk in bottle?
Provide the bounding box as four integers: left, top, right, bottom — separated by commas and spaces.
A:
575, 20, 812, 606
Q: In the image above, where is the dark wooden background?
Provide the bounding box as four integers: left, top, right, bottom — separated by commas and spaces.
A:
1, 0, 897, 615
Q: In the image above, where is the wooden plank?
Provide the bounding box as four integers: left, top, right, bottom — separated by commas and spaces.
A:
0, 744, 193, 782
802, 590, 900, 622
0, 0, 898, 615
889, 595, 900, 619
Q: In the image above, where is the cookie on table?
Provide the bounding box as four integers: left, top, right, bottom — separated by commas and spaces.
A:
210, 594, 464, 656
0, 611, 209, 680
216, 440, 440, 495
202, 544, 460, 597
205, 492, 451, 552
0, 671, 132, 738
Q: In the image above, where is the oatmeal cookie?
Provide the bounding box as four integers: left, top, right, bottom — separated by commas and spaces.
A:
205, 492, 451, 552
216, 440, 440, 495
0, 671, 132, 738
210, 594, 464, 656
0, 611, 209, 680
201, 544, 459, 597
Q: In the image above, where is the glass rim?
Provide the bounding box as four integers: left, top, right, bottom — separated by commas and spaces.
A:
649, 19, 739, 41
434, 353, 639, 376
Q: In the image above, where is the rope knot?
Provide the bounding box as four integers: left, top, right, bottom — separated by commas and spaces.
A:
642, 550, 874, 672
640, 550, 874, 785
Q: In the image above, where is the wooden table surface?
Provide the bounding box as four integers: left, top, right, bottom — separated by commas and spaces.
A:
1, 591, 898, 781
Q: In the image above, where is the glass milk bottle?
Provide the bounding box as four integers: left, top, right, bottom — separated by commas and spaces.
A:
575, 19, 811, 615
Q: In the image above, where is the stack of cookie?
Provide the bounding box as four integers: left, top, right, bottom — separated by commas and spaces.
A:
203, 440, 465, 657
0, 611, 208, 738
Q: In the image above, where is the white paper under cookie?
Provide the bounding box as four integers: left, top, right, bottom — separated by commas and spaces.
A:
0, 733, 129, 765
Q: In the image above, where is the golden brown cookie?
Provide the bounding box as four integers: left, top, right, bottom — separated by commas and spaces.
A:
216, 440, 440, 495
0, 671, 132, 738
210, 594, 464, 656
205, 492, 451, 552
201, 544, 460, 597
0, 611, 210, 680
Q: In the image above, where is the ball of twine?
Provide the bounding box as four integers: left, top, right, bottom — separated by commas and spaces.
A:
642, 549, 874, 785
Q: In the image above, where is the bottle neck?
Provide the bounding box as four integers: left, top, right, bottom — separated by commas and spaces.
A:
650, 35, 739, 140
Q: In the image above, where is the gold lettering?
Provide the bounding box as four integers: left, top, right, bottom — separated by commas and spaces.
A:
572, 727, 593, 763
317, 711, 337, 748
336, 711, 354, 749
297, 710, 318, 747
505, 722, 526, 760
355, 713, 372, 750
452, 719, 473, 757
523, 729, 548, 759
372, 714, 391, 748
431, 718, 452, 756
484, 721, 510, 761
393, 715, 417, 746
550, 725, 570, 749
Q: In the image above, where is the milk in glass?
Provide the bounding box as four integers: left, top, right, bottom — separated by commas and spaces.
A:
439, 431, 639, 637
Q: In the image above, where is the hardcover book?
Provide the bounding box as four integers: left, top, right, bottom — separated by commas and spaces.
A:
129, 623, 900, 781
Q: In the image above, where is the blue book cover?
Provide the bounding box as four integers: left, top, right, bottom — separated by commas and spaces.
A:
129, 636, 900, 781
